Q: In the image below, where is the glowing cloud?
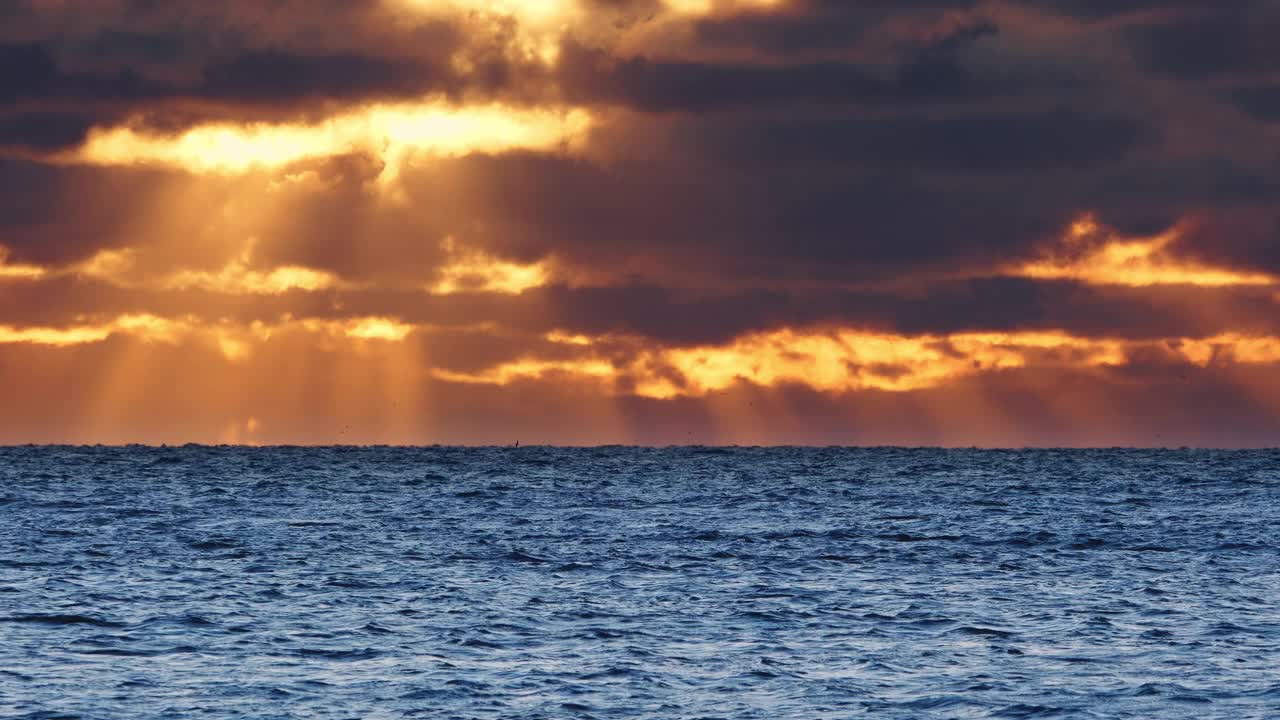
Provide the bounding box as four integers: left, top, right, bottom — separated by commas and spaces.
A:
165, 264, 340, 295
70, 103, 593, 175
62, 242, 342, 295
0, 247, 46, 280
344, 317, 414, 341
430, 237, 550, 294
0, 315, 414, 354
631, 330, 1127, 398
0, 325, 113, 346
396, 0, 572, 23
75, 249, 137, 281
0, 315, 185, 347
423, 328, 1280, 399
8, 312, 1280, 406
0, 263, 46, 281
432, 358, 615, 385
1172, 335, 1280, 367
1015, 215, 1277, 287
662, 0, 782, 15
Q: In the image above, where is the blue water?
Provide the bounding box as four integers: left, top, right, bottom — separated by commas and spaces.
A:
1, 447, 1278, 718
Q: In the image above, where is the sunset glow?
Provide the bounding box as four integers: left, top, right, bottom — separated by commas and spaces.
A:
1015, 216, 1278, 288
6, 315, 1279, 398
430, 238, 551, 295
5, 0, 1280, 446
71, 104, 593, 175
0, 254, 46, 280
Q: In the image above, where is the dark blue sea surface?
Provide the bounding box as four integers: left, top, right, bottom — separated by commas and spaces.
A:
1, 447, 1278, 718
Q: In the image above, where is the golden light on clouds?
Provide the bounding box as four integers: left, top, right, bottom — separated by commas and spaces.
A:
0, 247, 47, 280
7, 314, 1280, 396
366, 326, 1280, 398
74, 249, 137, 281
633, 329, 1129, 398
0, 324, 113, 346
58, 241, 344, 295
70, 103, 593, 175
546, 330, 593, 345
9, 0, 1280, 447
344, 317, 415, 341
1015, 215, 1277, 287
430, 237, 550, 294
662, 0, 783, 14
0, 314, 181, 347
1173, 335, 1280, 367
396, 0, 572, 23
0, 315, 413, 356
393, 0, 779, 24
0, 262, 46, 280
9, 236, 547, 298
431, 358, 615, 385
165, 263, 341, 295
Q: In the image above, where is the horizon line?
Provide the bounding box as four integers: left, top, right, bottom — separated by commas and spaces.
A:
2, 443, 1276, 451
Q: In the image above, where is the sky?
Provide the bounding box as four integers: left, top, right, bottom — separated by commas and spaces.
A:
2, 0, 1280, 446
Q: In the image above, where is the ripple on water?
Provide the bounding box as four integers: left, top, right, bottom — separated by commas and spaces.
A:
0, 446, 1277, 718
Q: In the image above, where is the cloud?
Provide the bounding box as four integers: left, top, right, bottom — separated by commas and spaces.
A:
4, 330, 1280, 446
0, 111, 101, 152
1126, 7, 1280, 78
1230, 84, 1280, 122
3, 0, 1280, 443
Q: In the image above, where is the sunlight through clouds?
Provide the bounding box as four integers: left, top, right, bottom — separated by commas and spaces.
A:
7, 0, 1280, 445
0, 247, 47, 280
1014, 215, 1278, 288
69, 103, 593, 175
429, 237, 550, 295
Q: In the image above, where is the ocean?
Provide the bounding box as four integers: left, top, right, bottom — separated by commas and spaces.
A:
1, 446, 1277, 718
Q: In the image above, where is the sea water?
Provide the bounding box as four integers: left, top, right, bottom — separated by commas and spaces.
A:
1, 446, 1277, 718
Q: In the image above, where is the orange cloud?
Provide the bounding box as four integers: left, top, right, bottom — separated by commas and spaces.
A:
343, 317, 415, 341
9, 314, 1280, 397
67, 102, 593, 177
54, 242, 344, 295
0, 314, 183, 347
429, 237, 550, 294
633, 329, 1128, 398
0, 315, 414, 363
1013, 215, 1277, 287
419, 327, 1280, 398
0, 247, 47, 280
431, 358, 615, 385
662, 0, 782, 14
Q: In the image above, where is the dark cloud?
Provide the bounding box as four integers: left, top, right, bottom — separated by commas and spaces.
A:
558, 18, 1038, 111
688, 0, 984, 57
75, 29, 188, 65
0, 43, 61, 103
1230, 84, 1280, 122
0, 158, 178, 265
0, 111, 100, 151
198, 50, 454, 104
558, 45, 889, 110
694, 108, 1153, 170
0, 42, 529, 119
0, 3, 550, 131
1030, 0, 1226, 21
1172, 210, 1280, 275
1127, 10, 1280, 78
0, 42, 165, 105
